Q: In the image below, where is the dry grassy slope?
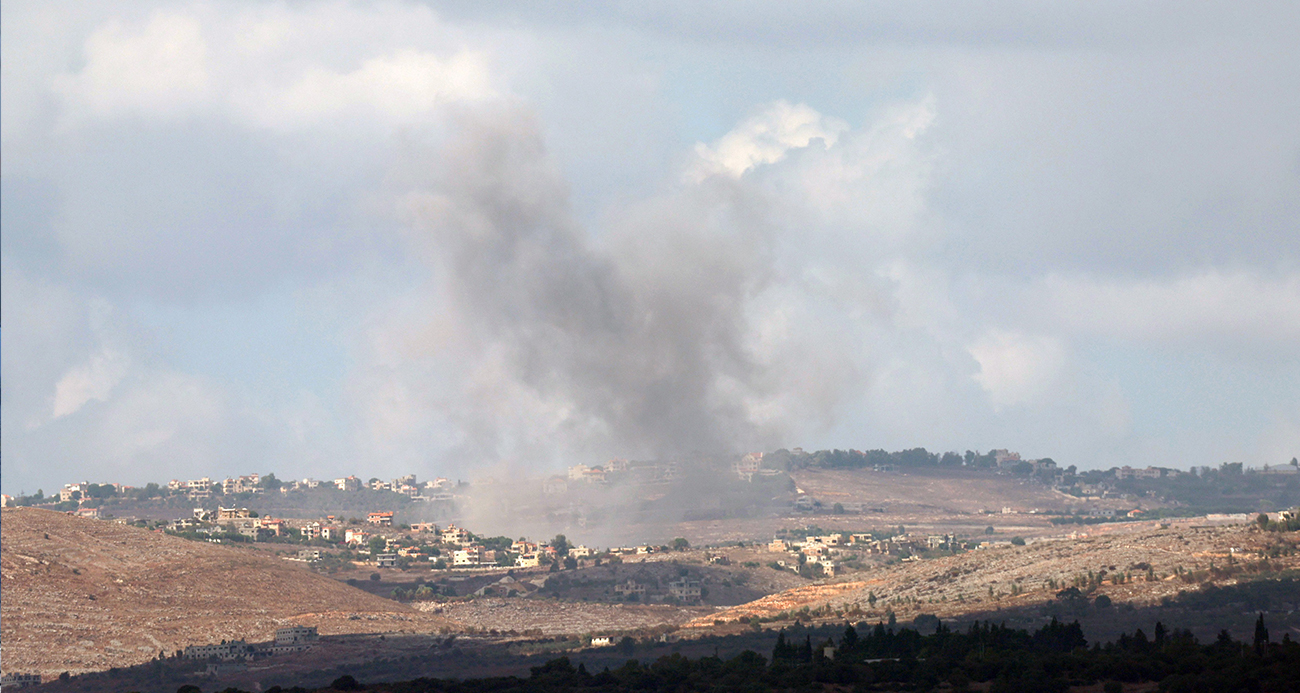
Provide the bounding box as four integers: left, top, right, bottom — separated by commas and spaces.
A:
687, 522, 1297, 628
1, 508, 457, 677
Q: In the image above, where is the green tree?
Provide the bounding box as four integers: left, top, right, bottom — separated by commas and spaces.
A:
672, 537, 690, 551
551, 534, 570, 556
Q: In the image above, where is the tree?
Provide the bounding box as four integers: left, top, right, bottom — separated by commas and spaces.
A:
1011, 536, 1026, 546
369, 572, 381, 581
1257, 513, 1270, 528
1254, 613, 1269, 651
551, 534, 570, 556
672, 537, 690, 551
841, 623, 858, 649
368, 536, 387, 556
832, 503, 845, 514
985, 526, 996, 535
1094, 594, 1112, 609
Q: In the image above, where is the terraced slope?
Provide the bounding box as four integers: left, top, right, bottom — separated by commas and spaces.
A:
1, 507, 457, 677
687, 521, 1299, 628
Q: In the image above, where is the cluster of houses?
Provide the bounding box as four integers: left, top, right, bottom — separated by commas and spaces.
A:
543, 458, 689, 494
767, 531, 964, 575
161, 473, 457, 502
182, 625, 319, 661
611, 576, 703, 603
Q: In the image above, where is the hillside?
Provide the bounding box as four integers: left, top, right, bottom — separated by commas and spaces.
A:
687, 520, 1300, 629
0, 508, 457, 677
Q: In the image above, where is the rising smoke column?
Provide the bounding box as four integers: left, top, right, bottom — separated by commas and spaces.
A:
399, 105, 789, 466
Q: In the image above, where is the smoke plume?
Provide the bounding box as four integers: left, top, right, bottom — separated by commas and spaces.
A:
397, 105, 805, 469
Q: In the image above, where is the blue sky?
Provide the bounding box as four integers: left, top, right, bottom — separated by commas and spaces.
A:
3, 1, 1298, 494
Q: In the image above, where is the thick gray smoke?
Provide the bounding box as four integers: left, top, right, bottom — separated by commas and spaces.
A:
400, 106, 793, 467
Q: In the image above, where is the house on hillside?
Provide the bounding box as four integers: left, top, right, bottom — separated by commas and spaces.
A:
217, 507, 252, 521
1, 673, 43, 688
440, 524, 470, 545
366, 511, 393, 526
184, 640, 253, 660
453, 546, 484, 566
668, 578, 702, 602
732, 452, 763, 481
614, 580, 647, 598
260, 517, 285, 536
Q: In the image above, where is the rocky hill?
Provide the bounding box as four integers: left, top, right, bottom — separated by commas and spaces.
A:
0, 508, 457, 678
687, 520, 1300, 629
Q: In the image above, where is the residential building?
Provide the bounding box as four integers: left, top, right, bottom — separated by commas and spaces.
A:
591, 636, 613, 647
440, 524, 470, 545
515, 553, 540, 568
345, 528, 369, 545
320, 526, 339, 541
366, 511, 394, 526
183, 640, 252, 660
260, 517, 286, 537
60, 483, 86, 503
187, 477, 214, 499
668, 578, 702, 602
732, 452, 763, 480
216, 507, 252, 521
221, 474, 261, 495
410, 522, 438, 533
334, 476, 361, 492
614, 580, 647, 598
570, 545, 593, 558
542, 475, 568, 495
275, 625, 318, 645
1, 673, 43, 688
567, 464, 590, 481
453, 547, 484, 566
298, 549, 321, 561
376, 553, 399, 568
302, 522, 321, 540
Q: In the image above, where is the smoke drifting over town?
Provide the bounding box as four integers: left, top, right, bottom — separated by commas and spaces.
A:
394, 105, 846, 469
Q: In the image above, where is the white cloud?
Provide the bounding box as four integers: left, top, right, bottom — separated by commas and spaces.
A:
233, 49, 493, 131
1010, 271, 1300, 350
50, 346, 129, 419
689, 101, 848, 181
969, 329, 1068, 409
51, 6, 494, 132
53, 12, 212, 121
